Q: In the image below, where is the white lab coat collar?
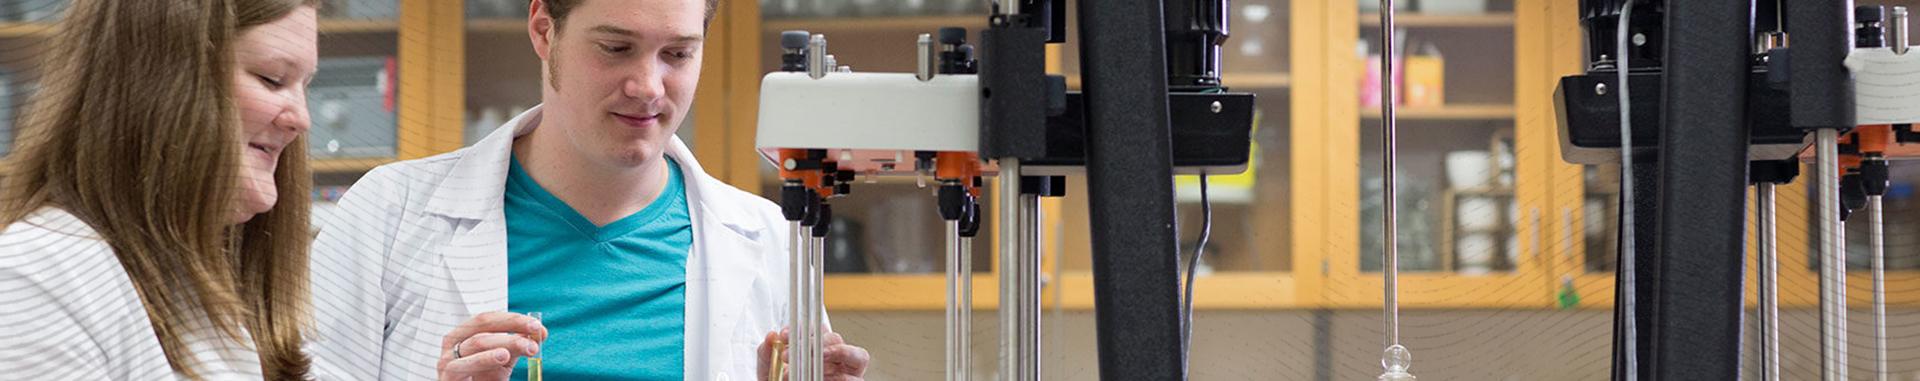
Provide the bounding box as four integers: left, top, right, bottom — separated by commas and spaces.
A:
420, 105, 770, 377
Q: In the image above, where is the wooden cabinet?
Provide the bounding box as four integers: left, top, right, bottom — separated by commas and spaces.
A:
10, 0, 1903, 311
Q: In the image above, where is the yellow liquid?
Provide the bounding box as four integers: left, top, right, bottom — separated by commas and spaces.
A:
529, 357, 542, 381
767, 340, 787, 381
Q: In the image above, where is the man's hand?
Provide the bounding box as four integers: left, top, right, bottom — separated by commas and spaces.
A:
757, 328, 871, 381
438, 311, 548, 381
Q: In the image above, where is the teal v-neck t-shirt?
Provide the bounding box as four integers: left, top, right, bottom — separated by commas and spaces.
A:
506, 156, 692, 380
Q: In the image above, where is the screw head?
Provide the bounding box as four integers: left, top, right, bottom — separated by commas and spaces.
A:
1210, 101, 1224, 114
1595, 83, 1608, 95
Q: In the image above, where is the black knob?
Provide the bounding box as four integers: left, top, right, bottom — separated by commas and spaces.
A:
781, 30, 811, 50
811, 204, 834, 237
939, 27, 967, 46
958, 198, 982, 238
1841, 172, 1868, 220
1858, 6, 1887, 48
1862, 159, 1891, 197
938, 184, 967, 221
1858, 5, 1885, 23
780, 185, 810, 222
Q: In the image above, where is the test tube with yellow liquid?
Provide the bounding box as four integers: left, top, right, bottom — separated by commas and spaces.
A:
529, 312, 544, 381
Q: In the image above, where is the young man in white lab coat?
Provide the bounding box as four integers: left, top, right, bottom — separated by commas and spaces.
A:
306, 0, 870, 379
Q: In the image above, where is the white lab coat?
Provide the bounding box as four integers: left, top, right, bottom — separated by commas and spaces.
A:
0, 208, 264, 380
307, 105, 801, 381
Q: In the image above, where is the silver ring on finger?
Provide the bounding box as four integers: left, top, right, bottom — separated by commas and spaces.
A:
453, 337, 470, 358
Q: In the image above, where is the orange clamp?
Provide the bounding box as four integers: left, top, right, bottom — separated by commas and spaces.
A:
935, 152, 979, 181
1856, 124, 1893, 155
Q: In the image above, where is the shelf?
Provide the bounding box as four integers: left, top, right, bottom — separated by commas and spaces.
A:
1359, 13, 1515, 28
762, 15, 986, 34
319, 19, 400, 34
0, 22, 50, 38
1225, 72, 1294, 89
467, 18, 527, 33
1066, 72, 1291, 90
1449, 187, 1514, 196
1361, 104, 1514, 120
312, 158, 391, 173
0, 20, 398, 38
824, 272, 1301, 311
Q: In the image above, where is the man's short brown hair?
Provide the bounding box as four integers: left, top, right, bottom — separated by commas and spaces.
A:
538, 0, 721, 28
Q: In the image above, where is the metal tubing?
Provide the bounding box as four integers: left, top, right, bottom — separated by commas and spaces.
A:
917, 34, 936, 82
1817, 128, 1847, 381
1020, 193, 1043, 380
1871, 195, 1887, 381
798, 235, 813, 381
962, 235, 974, 379
1894, 7, 1909, 55
1379, 0, 1401, 350
789, 222, 806, 381
812, 236, 826, 381
1759, 184, 1780, 381
807, 35, 827, 80
962, 234, 974, 379
998, 159, 1023, 381
946, 221, 965, 381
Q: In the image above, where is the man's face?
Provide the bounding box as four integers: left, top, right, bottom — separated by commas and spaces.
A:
534, 0, 705, 168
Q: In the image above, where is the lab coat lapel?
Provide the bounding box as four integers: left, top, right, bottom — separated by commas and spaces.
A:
424, 106, 545, 316
671, 138, 766, 379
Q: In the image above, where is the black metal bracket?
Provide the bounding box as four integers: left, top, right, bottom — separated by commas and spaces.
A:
1562, 0, 1862, 379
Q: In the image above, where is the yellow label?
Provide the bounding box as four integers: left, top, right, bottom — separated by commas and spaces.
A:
1404, 56, 1446, 107
1175, 111, 1260, 196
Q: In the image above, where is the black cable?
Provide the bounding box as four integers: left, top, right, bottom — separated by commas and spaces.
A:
1180, 173, 1213, 365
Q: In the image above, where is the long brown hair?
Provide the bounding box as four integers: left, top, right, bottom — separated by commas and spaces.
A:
0, 0, 320, 379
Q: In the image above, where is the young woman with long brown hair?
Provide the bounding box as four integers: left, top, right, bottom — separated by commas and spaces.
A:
0, 0, 322, 378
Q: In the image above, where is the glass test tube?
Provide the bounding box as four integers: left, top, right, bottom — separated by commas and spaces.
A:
529, 312, 544, 381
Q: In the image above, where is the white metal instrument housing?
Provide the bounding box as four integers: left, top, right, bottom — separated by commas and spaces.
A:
1849, 47, 1920, 125
755, 71, 988, 174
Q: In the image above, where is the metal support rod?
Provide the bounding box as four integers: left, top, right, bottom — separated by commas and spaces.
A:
1871, 195, 1887, 381
917, 33, 936, 82
946, 221, 962, 381
1759, 183, 1780, 381
946, 221, 966, 381
788, 221, 807, 381
1894, 7, 1909, 55
962, 234, 975, 378
1376, 0, 1415, 380
1379, 0, 1400, 349
998, 159, 1023, 381
798, 235, 812, 381
1816, 128, 1847, 381
802, 233, 817, 379
806, 35, 827, 80
1019, 193, 1043, 381
810, 235, 826, 381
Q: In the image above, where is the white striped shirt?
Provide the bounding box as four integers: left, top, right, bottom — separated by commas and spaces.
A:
0, 207, 263, 380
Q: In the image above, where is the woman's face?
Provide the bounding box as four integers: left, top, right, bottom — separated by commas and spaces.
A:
230, 6, 317, 224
